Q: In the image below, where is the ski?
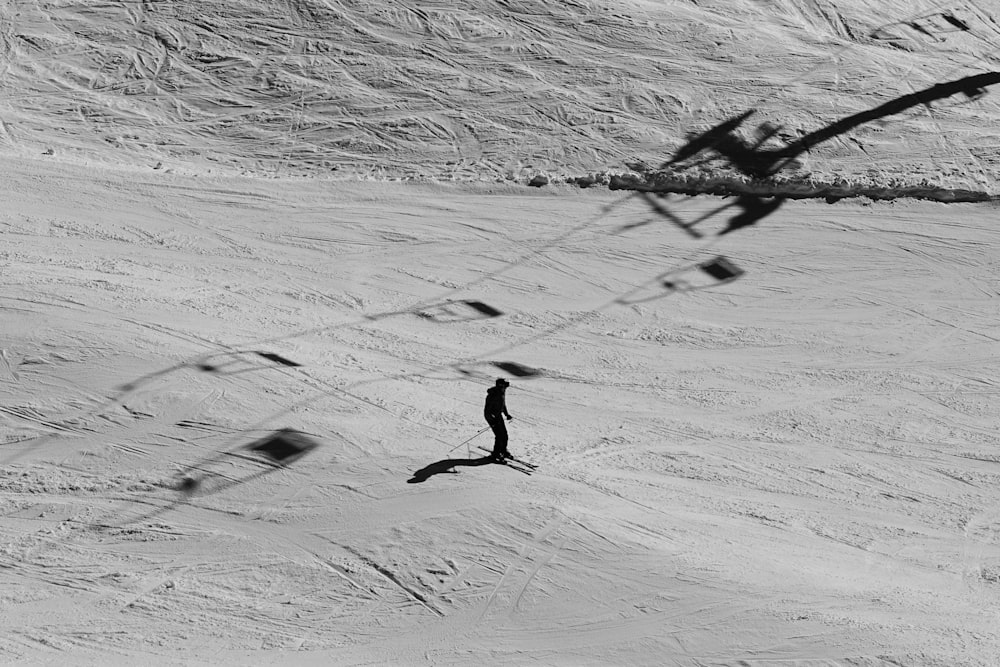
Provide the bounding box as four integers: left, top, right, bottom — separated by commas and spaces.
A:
506, 456, 538, 470
499, 459, 533, 475
477, 446, 538, 470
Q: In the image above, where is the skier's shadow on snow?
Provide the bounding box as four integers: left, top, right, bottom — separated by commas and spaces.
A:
407, 456, 494, 483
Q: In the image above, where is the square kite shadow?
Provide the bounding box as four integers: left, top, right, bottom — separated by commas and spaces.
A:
245, 428, 320, 466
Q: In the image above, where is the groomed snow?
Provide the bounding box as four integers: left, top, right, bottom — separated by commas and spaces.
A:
2, 1, 1000, 665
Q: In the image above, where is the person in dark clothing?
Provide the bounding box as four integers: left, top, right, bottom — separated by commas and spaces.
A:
484, 378, 513, 461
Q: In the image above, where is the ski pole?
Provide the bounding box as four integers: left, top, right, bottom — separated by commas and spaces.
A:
448, 426, 490, 454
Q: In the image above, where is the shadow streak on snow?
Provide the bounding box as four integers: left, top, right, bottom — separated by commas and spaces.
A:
104, 464, 282, 529
608, 172, 994, 204
407, 456, 494, 484
118, 348, 303, 394
605, 71, 1000, 216
169, 427, 320, 496
97, 428, 321, 529
663, 72, 1000, 179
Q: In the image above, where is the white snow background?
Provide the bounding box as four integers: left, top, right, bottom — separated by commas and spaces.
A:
3, 0, 1000, 665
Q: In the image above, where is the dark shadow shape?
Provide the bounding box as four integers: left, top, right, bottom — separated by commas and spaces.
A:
151, 428, 323, 503
636, 192, 704, 238
627, 191, 781, 239
657, 72, 1000, 183
246, 427, 319, 464
942, 13, 971, 31
255, 351, 302, 368
453, 361, 542, 382
413, 299, 505, 323
109, 429, 322, 528
873, 12, 972, 43
199, 350, 303, 377
119, 349, 302, 391
908, 21, 944, 41
698, 256, 745, 282
618, 255, 745, 306
464, 300, 503, 317
699, 73, 1000, 178
491, 361, 541, 378
772, 72, 1000, 171
112, 463, 282, 528
407, 456, 494, 483
721, 195, 785, 234
665, 109, 757, 167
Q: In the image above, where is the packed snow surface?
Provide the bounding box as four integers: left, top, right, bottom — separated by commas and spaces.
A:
2, 0, 1000, 665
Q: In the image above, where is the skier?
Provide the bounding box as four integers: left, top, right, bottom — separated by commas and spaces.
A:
484, 378, 513, 461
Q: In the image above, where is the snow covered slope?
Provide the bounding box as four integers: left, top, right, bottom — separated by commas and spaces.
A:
4, 157, 1000, 664
2, 1, 1000, 665
2, 0, 1000, 188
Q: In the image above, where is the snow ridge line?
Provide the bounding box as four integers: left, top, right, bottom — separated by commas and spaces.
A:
606, 172, 995, 204
531, 171, 996, 204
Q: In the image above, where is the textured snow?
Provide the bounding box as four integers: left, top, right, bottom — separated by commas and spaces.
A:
2, 1, 1000, 665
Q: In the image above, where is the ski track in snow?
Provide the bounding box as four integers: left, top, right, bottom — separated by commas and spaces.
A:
2, 0, 1000, 664
2, 0, 1000, 188
1, 156, 1000, 663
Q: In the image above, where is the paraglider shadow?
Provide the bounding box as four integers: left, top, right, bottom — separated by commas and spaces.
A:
407, 456, 494, 483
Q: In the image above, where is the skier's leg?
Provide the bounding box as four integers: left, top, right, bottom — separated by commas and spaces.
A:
496, 419, 509, 458
487, 417, 504, 458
